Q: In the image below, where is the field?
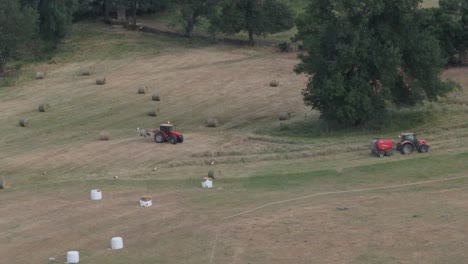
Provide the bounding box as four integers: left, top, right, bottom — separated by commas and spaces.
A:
1, 22, 468, 264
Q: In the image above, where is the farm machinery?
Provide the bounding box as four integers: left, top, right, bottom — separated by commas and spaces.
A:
137, 123, 183, 144
370, 132, 429, 157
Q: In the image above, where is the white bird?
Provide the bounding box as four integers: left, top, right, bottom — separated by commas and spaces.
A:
153, 166, 158, 171
210, 160, 215, 165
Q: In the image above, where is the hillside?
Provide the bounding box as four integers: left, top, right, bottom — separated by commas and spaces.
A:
1, 22, 468, 264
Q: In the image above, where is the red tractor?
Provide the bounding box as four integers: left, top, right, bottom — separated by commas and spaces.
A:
137, 123, 183, 144
370, 138, 394, 157
396, 132, 429, 154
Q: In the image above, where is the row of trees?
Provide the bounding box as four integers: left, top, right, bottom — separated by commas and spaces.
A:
85, 0, 294, 44
296, 0, 467, 126
0, 0, 295, 74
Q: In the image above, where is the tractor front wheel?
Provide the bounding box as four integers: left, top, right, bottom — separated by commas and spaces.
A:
155, 132, 165, 143
418, 144, 429, 153
401, 144, 413, 155
169, 135, 177, 145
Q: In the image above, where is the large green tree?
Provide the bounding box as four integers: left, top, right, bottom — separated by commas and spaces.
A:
175, 0, 216, 38
295, 0, 457, 126
0, 0, 38, 74
38, 0, 75, 45
212, 0, 294, 45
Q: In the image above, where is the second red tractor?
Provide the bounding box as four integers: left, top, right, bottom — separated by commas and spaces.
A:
370, 132, 429, 157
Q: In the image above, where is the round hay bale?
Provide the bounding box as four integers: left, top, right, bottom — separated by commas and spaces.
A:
19, 118, 30, 127
137, 86, 147, 94
36, 72, 45, 79
38, 103, 50, 112
140, 196, 152, 202
269, 80, 279, 87
96, 77, 106, 85
206, 118, 219, 128
99, 130, 110, 141
147, 109, 158, 117
79, 68, 91, 76
208, 169, 215, 179
151, 92, 160, 101
278, 112, 290, 121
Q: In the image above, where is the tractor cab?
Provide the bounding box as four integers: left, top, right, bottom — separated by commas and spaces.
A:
160, 124, 174, 134
399, 132, 416, 144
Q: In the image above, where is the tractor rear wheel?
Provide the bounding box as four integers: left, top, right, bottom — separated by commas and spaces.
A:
155, 132, 165, 143
377, 151, 384, 158
169, 135, 177, 145
418, 144, 429, 153
401, 144, 413, 155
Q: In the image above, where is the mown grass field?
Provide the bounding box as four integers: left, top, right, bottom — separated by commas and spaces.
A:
1, 17, 468, 263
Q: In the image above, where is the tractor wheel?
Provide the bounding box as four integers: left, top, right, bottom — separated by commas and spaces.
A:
418, 144, 429, 153
169, 135, 177, 145
177, 136, 184, 143
401, 144, 413, 155
377, 151, 384, 158
154, 132, 165, 143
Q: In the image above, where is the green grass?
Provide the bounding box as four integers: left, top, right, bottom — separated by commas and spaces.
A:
56, 22, 209, 63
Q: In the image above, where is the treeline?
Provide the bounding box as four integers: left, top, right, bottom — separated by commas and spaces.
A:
0, 0, 296, 74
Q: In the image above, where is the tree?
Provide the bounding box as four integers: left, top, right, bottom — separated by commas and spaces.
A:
295, 0, 458, 126
38, 0, 75, 46
213, 0, 294, 45
0, 0, 38, 74
174, 0, 216, 38
420, 0, 468, 65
